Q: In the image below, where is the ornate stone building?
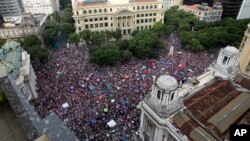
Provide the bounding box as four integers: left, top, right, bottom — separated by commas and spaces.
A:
71, 0, 165, 34
179, 2, 223, 22
139, 25, 250, 141
0, 13, 47, 39
0, 41, 79, 141
239, 23, 250, 76
0, 41, 37, 101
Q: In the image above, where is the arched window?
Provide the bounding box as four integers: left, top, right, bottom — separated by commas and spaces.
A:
83, 10, 87, 14
142, 6, 144, 9
89, 10, 92, 14
137, 6, 140, 10
104, 8, 107, 12
150, 5, 153, 9
146, 5, 148, 9
99, 9, 102, 13
94, 9, 97, 13
157, 90, 161, 100
154, 5, 157, 8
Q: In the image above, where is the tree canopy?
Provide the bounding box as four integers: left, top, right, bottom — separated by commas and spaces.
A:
163, 6, 250, 52
20, 35, 49, 63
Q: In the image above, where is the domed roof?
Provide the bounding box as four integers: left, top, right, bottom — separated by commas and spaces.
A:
223, 46, 239, 55
156, 75, 178, 91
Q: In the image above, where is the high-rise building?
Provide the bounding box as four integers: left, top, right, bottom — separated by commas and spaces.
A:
237, 0, 250, 19
239, 23, 250, 76
0, 0, 24, 17
71, 0, 165, 35
221, 0, 243, 18
22, 0, 60, 15
163, 0, 183, 10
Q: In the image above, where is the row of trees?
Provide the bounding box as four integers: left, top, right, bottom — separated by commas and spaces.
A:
162, 6, 250, 52
20, 35, 49, 63
43, 3, 74, 46
90, 30, 164, 65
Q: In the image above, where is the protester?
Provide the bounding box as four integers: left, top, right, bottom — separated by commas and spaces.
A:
34, 33, 218, 140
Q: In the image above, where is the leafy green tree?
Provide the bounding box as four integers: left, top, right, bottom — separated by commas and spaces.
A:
27, 45, 49, 63
0, 38, 6, 47
80, 30, 92, 45
121, 50, 133, 62
188, 38, 203, 52
69, 33, 80, 46
132, 30, 139, 36
51, 11, 60, 22
64, 7, 72, 13
116, 39, 129, 50
128, 30, 163, 59
153, 22, 165, 36
21, 35, 41, 49
112, 28, 122, 40
60, 23, 75, 34
90, 43, 121, 65
43, 28, 57, 46
90, 31, 105, 46
163, 25, 175, 36
45, 20, 58, 30
61, 12, 74, 23
60, 0, 71, 9
104, 30, 113, 42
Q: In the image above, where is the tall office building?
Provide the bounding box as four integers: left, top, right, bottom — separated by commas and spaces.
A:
237, 0, 250, 19
0, 0, 24, 17
221, 0, 243, 18
22, 0, 60, 14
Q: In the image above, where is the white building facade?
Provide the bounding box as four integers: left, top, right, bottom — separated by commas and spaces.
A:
163, 0, 183, 10
237, 0, 250, 20
22, 0, 60, 14
72, 0, 165, 34
179, 2, 223, 22
139, 75, 185, 141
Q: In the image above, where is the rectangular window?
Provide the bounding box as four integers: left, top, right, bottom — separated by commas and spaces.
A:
153, 18, 156, 22
84, 19, 88, 22
141, 14, 144, 17
90, 19, 93, 22
100, 18, 103, 21
104, 17, 108, 20
137, 14, 140, 17
105, 23, 108, 27
78, 20, 80, 24
79, 27, 81, 31
95, 23, 98, 28
149, 19, 152, 22
145, 19, 148, 23
85, 25, 89, 29
137, 27, 140, 30
111, 23, 113, 27
150, 13, 152, 16
100, 23, 103, 27
90, 24, 93, 28
145, 14, 148, 17
153, 13, 156, 16
94, 18, 98, 21
137, 19, 139, 24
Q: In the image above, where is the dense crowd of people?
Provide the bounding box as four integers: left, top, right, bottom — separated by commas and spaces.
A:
34, 33, 218, 140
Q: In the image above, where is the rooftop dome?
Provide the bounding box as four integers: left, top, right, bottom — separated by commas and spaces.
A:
223, 46, 239, 55
156, 75, 178, 91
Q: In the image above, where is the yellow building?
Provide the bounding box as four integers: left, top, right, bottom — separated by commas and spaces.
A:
239, 23, 250, 76
71, 0, 165, 34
